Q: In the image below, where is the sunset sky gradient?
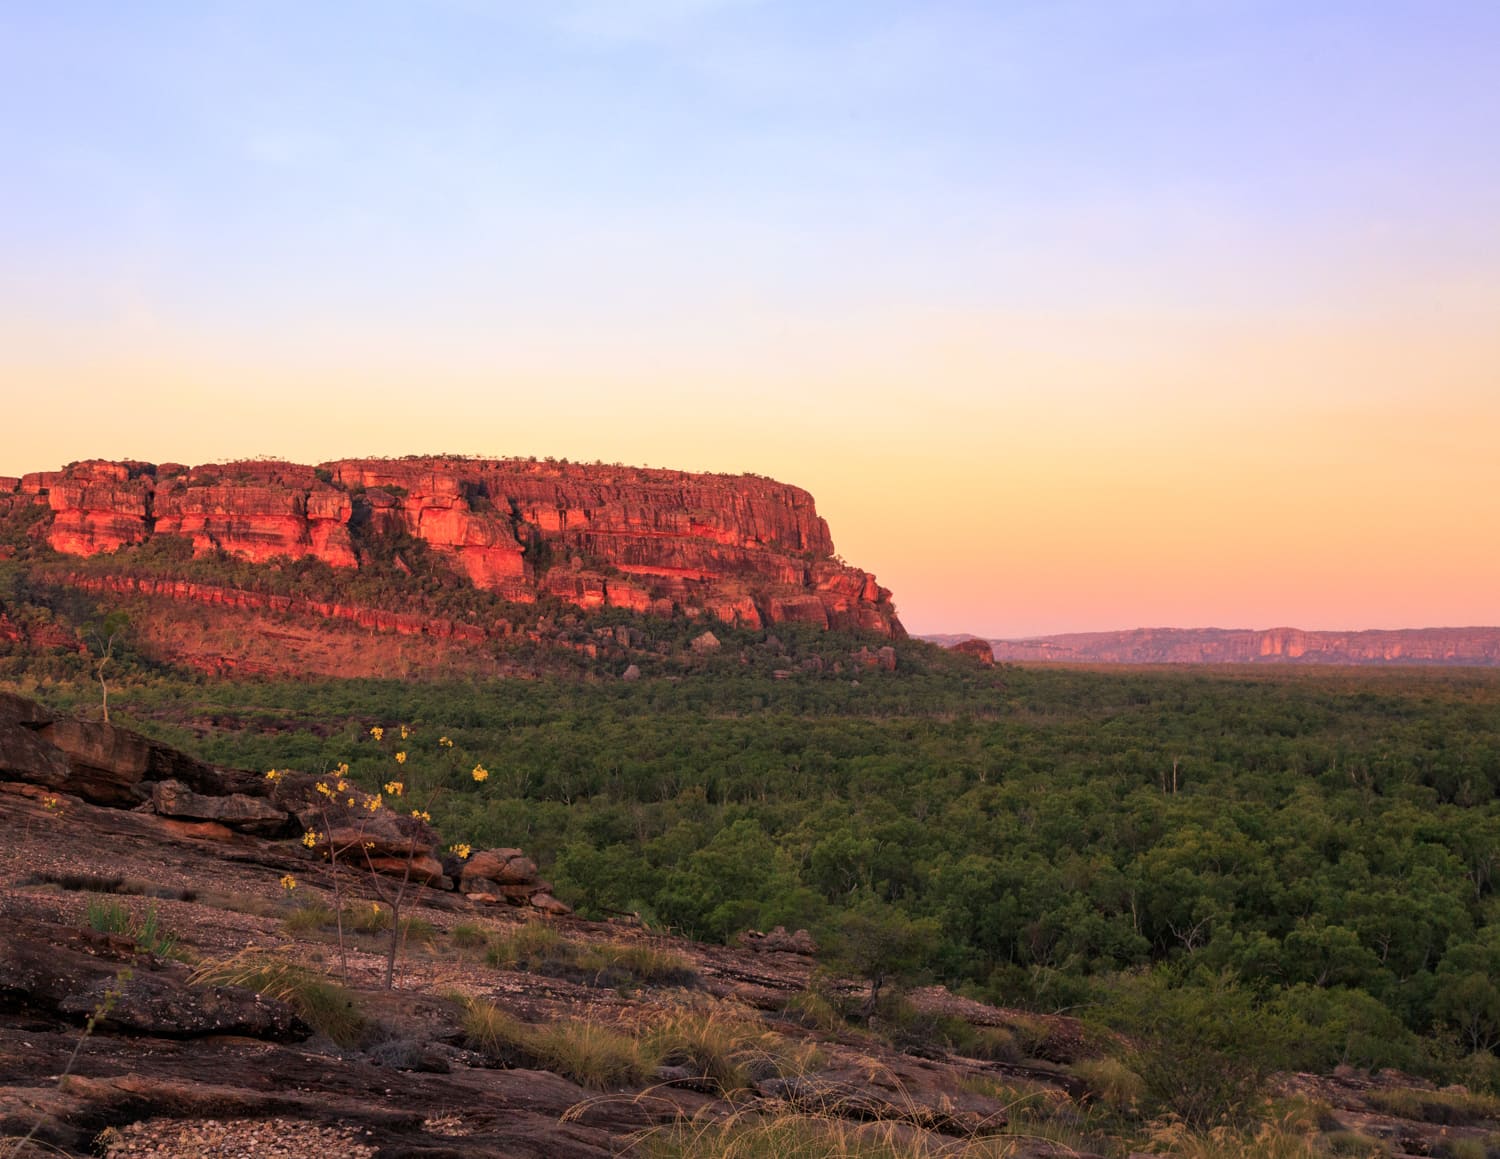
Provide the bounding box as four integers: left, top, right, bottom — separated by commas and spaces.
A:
3, 1, 1497, 636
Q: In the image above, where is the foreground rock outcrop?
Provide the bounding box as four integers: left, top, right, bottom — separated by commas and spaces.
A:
7, 457, 901, 636
0, 694, 566, 916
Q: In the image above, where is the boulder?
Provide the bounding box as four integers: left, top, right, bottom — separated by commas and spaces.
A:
691, 631, 721, 653
462, 847, 539, 886
736, 926, 819, 955
35, 718, 153, 805
0, 722, 71, 788
151, 779, 290, 835
0, 691, 52, 728
361, 854, 447, 886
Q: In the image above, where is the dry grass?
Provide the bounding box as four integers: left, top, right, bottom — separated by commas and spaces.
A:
461, 997, 659, 1090
485, 924, 697, 987
1070, 1055, 1145, 1115
1142, 1115, 1332, 1158
190, 950, 365, 1047
630, 1107, 1024, 1158
643, 1001, 818, 1092
1364, 1086, 1500, 1125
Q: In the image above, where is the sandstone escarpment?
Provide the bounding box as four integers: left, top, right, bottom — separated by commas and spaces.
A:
10, 457, 901, 636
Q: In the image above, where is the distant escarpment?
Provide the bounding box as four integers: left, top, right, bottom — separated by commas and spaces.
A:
0, 457, 900, 645
937, 627, 1500, 667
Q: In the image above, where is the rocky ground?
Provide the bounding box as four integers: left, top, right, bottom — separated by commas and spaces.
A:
3, 694, 1499, 1158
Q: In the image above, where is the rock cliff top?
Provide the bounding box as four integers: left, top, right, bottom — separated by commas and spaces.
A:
0, 457, 901, 667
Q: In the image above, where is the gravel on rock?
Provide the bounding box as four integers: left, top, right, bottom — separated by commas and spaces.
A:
95, 1117, 379, 1158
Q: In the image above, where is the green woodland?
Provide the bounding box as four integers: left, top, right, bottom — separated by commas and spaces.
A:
4, 496, 1500, 1097
8, 616, 1500, 1090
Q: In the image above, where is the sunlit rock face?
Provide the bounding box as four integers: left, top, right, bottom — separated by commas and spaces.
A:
18, 456, 903, 636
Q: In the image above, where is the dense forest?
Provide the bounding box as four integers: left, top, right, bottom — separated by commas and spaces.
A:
7, 613, 1500, 1096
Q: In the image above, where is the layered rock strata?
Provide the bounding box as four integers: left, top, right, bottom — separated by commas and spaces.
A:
11, 458, 901, 635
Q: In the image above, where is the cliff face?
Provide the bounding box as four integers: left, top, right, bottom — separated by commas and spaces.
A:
10, 457, 901, 636
977, 626, 1500, 666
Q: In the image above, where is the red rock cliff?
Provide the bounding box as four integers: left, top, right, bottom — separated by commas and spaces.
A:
11, 457, 902, 636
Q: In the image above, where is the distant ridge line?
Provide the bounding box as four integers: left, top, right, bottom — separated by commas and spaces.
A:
924, 626, 1500, 667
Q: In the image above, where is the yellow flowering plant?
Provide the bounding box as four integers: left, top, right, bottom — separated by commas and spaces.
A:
290, 722, 490, 989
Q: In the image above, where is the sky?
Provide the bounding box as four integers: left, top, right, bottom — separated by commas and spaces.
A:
2, 1, 1498, 637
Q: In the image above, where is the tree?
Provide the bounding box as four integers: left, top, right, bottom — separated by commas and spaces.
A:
86, 611, 130, 723
832, 899, 940, 1020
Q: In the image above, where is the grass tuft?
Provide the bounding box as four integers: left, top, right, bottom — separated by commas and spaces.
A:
1070, 1055, 1145, 1115
85, 898, 183, 959
644, 1002, 812, 1092
1364, 1086, 1500, 1126
462, 997, 659, 1089
190, 950, 365, 1047
632, 1107, 1023, 1158
484, 925, 697, 987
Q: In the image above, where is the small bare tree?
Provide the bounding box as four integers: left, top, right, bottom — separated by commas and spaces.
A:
87, 611, 130, 723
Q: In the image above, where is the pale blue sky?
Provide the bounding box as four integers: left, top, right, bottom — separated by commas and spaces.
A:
3, 2, 1498, 634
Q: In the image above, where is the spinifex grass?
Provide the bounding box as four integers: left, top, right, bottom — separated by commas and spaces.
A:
191, 950, 365, 1047
632, 1108, 1024, 1159
642, 1001, 815, 1092
461, 997, 659, 1089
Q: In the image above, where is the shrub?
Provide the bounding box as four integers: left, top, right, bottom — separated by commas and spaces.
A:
191, 951, 365, 1047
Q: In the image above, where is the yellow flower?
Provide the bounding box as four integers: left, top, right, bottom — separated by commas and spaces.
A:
450, 842, 471, 860
471, 764, 489, 783
264, 769, 282, 782
315, 781, 332, 797
439, 736, 453, 748
364, 794, 383, 812
400, 725, 411, 740
395, 751, 407, 765
411, 809, 431, 822
301, 830, 320, 848
346, 797, 356, 806
279, 874, 297, 892
384, 781, 404, 797
370, 726, 384, 741
337, 762, 350, 776
42, 795, 62, 812
336, 779, 348, 792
